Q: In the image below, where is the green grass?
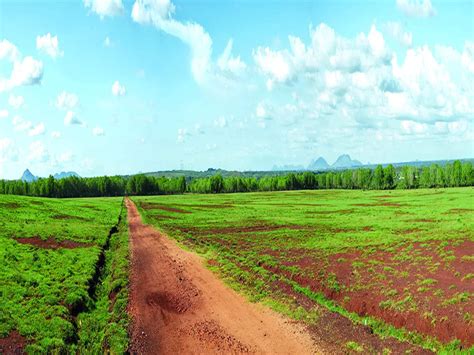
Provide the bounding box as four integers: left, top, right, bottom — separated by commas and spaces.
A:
133, 187, 474, 352
0, 195, 129, 353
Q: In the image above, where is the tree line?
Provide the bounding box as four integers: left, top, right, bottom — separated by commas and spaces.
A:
0, 161, 472, 198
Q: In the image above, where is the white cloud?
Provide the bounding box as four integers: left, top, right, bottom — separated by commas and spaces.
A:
11, 57, 43, 86
214, 116, 227, 128
12, 115, 32, 132
8, 94, 24, 109
0, 46, 43, 92
0, 109, 9, 119
256, 102, 272, 120
56, 91, 79, 109
51, 131, 61, 138
28, 141, 49, 162
29, 122, 46, 137
384, 22, 413, 47
112, 80, 126, 96
132, 0, 211, 83
396, 0, 435, 18
217, 39, 246, 75
92, 126, 105, 136
131, 0, 244, 86
253, 47, 291, 89
36, 33, 63, 58
64, 111, 83, 125
83, 0, 124, 18
401, 120, 428, 134
0, 40, 20, 61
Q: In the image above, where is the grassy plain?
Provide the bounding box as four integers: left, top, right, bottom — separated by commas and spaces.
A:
134, 187, 474, 352
0, 195, 129, 353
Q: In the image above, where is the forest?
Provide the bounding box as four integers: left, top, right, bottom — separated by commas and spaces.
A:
0, 160, 472, 198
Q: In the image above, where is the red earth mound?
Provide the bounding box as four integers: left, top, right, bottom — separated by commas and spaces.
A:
0, 331, 27, 354
15, 237, 93, 249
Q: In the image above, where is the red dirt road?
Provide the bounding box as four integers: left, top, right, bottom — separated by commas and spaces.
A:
126, 198, 320, 354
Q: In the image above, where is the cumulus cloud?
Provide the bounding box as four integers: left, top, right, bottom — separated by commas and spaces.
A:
217, 39, 246, 75
36, 33, 63, 58
83, 0, 124, 18
92, 126, 105, 136
0, 109, 8, 119
8, 94, 24, 109
131, 0, 245, 85
251, 23, 473, 130
29, 122, 46, 137
12, 115, 32, 132
112, 80, 126, 96
0, 41, 43, 92
401, 120, 428, 134
396, 0, 435, 18
384, 22, 413, 47
56, 91, 79, 109
64, 111, 83, 126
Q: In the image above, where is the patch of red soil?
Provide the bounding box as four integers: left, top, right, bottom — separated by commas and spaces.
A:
0, 202, 21, 209
397, 228, 423, 234
153, 214, 176, 220
140, 202, 191, 214
184, 320, 251, 353
273, 239, 474, 347
15, 237, 93, 249
179, 224, 308, 235
352, 202, 402, 207
445, 208, 473, 214
51, 214, 89, 221
0, 331, 27, 354
308, 209, 355, 215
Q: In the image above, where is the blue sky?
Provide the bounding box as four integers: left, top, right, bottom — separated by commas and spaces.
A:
0, 0, 473, 178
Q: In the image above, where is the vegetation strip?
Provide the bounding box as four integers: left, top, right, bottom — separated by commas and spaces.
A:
0, 195, 129, 353
0, 160, 472, 197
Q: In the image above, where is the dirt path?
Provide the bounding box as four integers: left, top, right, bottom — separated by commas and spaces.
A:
126, 198, 320, 354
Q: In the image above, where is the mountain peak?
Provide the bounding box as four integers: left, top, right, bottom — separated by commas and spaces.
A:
21, 169, 38, 182
332, 154, 362, 169
308, 157, 329, 171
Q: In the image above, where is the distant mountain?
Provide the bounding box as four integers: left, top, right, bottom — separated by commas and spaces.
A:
308, 157, 330, 171
53, 171, 80, 179
21, 169, 38, 182
332, 154, 362, 169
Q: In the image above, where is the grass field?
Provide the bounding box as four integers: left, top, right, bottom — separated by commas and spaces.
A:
0, 195, 129, 353
133, 187, 474, 352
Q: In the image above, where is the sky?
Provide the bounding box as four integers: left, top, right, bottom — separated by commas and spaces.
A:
0, 0, 473, 179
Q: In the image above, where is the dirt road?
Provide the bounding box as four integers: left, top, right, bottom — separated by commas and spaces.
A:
126, 198, 320, 354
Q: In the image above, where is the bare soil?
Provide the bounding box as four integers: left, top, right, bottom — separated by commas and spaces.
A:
0, 331, 27, 354
275, 239, 474, 347
126, 198, 320, 354
15, 236, 93, 249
